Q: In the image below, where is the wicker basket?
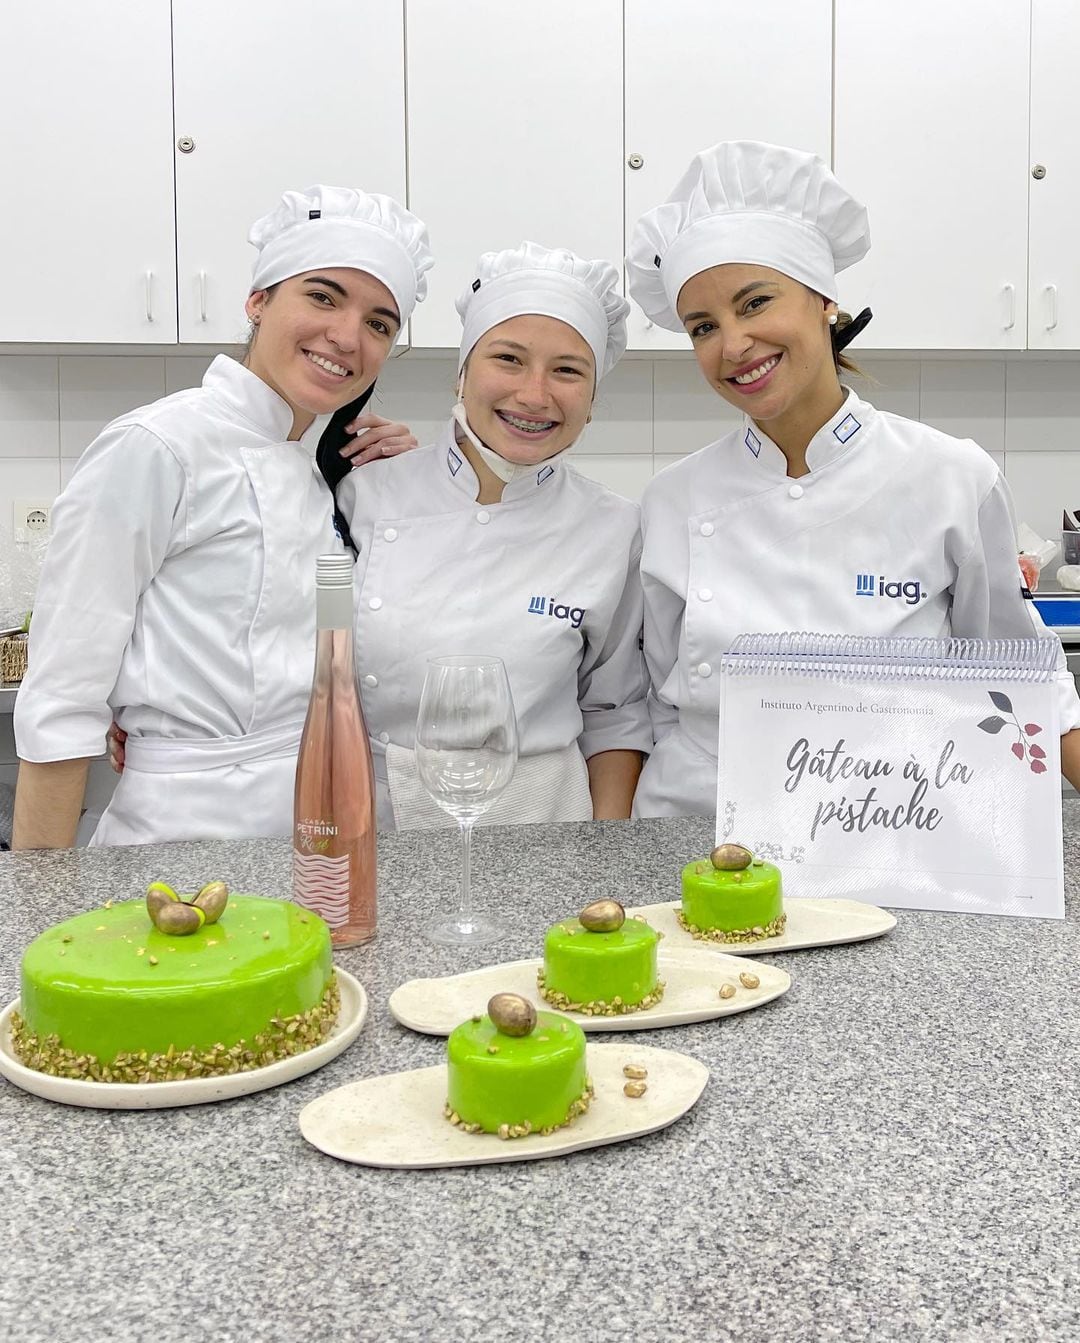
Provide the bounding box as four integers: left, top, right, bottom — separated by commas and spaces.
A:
1, 634, 28, 684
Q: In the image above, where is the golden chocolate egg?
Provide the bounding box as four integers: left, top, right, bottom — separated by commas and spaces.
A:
578, 899, 626, 933
193, 880, 229, 924
710, 843, 753, 871
487, 993, 537, 1038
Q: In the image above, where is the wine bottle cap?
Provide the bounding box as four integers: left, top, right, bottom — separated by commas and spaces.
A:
316, 554, 354, 589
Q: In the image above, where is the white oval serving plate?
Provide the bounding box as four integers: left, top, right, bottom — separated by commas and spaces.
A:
626, 897, 896, 956
388, 947, 788, 1037
0, 968, 367, 1110
299, 1041, 708, 1169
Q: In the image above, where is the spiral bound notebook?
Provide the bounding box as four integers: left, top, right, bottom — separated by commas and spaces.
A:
717, 633, 1064, 918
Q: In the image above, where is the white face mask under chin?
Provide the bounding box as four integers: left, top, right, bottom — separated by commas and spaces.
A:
451, 401, 580, 485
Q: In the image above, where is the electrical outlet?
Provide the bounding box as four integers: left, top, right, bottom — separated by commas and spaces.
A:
14, 499, 52, 536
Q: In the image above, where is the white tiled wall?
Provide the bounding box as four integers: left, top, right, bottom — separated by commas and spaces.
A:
2, 350, 1078, 543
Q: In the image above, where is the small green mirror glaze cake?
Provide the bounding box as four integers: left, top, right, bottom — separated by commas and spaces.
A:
679, 845, 786, 944
12, 890, 336, 1083
445, 997, 591, 1139
537, 901, 663, 1016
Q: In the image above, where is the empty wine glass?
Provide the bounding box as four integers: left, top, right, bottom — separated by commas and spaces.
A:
415, 655, 519, 946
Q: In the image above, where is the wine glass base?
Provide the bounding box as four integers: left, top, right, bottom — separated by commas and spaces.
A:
424, 914, 507, 947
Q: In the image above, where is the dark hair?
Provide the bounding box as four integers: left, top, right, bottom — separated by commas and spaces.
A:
832, 310, 865, 378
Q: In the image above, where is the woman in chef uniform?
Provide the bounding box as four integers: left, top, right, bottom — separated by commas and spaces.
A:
13, 185, 432, 848
625, 141, 1080, 817
337, 242, 652, 829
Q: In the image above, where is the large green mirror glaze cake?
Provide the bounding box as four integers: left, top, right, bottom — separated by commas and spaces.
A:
445, 995, 591, 1139
537, 899, 663, 1015
679, 843, 786, 944
13, 887, 336, 1083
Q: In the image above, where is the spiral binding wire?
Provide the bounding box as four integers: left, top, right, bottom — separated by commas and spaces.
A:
720, 632, 1060, 683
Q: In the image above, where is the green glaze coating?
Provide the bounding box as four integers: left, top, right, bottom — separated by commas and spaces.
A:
680, 858, 783, 936
446, 1012, 587, 1134
19, 896, 332, 1064
541, 916, 659, 1008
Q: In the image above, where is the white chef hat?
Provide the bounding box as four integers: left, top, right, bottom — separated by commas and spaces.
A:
248, 185, 433, 325
456, 241, 629, 381
627, 141, 870, 332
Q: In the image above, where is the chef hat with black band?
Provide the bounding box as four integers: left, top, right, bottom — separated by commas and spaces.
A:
249, 185, 433, 330
627, 142, 870, 333
456, 241, 629, 380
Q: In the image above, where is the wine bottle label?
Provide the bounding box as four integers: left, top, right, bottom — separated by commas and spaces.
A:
294, 819, 350, 928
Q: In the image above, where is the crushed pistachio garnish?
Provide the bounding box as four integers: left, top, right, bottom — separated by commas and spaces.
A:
677, 910, 787, 945
535, 970, 665, 1016
443, 1078, 594, 1140
10, 975, 340, 1084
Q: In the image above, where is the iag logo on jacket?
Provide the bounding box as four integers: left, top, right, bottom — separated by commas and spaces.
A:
855, 573, 927, 605
528, 595, 586, 628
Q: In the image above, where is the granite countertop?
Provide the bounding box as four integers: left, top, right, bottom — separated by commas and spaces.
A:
2, 814, 1079, 1343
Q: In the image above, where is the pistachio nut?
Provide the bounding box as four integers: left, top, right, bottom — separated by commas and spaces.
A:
710, 843, 753, 871
739, 971, 761, 990
152, 901, 206, 937
718, 983, 737, 1000
487, 993, 537, 1038
578, 898, 626, 933
145, 881, 180, 921
192, 880, 229, 924
623, 1080, 647, 1098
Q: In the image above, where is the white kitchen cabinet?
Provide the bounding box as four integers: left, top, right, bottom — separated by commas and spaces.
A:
0, 1, 177, 343
406, 0, 624, 349
172, 0, 406, 344
624, 0, 833, 351
1028, 0, 1080, 350
834, 1, 1030, 350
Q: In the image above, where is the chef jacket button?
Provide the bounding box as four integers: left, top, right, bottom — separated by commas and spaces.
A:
697, 661, 712, 678
363, 674, 379, 688
698, 588, 713, 602
475, 510, 491, 525
699, 522, 715, 537
378, 731, 390, 745
368, 597, 383, 611
382, 527, 398, 542
788, 483, 804, 500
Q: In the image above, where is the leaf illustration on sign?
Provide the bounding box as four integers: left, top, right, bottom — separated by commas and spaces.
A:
978, 692, 1046, 773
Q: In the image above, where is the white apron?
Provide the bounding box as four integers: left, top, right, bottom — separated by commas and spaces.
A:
382, 741, 592, 831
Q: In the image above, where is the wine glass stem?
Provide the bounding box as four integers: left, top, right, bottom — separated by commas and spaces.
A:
458, 817, 476, 925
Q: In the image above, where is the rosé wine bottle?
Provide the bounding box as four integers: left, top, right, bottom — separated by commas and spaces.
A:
293, 554, 376, 946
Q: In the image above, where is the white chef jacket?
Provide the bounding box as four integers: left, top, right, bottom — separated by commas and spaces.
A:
635, 389, 1080, 818
15, 355, 341, 844
337, 419, 652, 828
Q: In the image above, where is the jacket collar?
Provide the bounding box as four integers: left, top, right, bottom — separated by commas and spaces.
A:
439, 417, 564, 501
740, 387, 873, 476
202, 354, 301, 444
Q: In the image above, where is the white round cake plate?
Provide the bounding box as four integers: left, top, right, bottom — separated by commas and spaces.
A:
626, 897, 897, 957
299, 1041, 708, 1170
388, 947, 789, 1037
0, 968, 367, 1111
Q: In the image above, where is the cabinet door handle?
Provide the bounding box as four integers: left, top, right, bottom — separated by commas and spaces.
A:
1045, 284, 1058, 331
145, 271, 154, 323
1002, 283, 1015, 331
199, 270, 208, 323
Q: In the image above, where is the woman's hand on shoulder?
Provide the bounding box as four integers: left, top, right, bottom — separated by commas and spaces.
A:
107, 721, 127, 775
340, 413, 418, 468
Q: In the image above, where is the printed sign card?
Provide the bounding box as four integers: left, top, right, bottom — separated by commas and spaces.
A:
716, 634, 1064, 918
